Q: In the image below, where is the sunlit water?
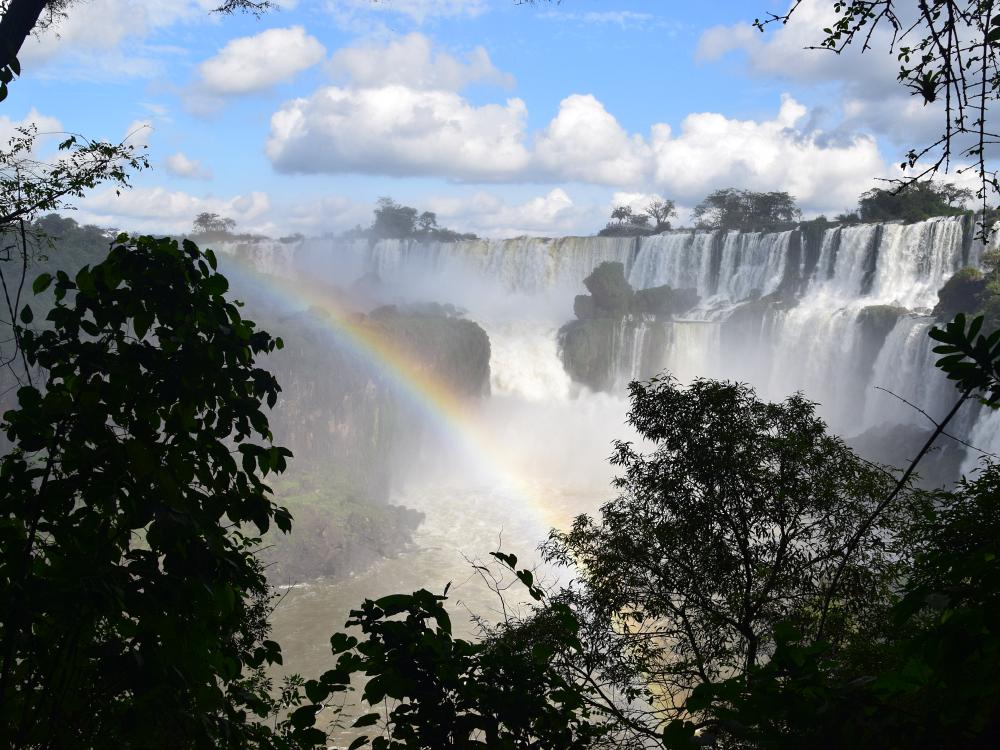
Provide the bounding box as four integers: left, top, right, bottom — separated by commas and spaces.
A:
235, 216, 998, 686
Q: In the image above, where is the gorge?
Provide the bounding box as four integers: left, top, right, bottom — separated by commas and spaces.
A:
211, 214, 994, 675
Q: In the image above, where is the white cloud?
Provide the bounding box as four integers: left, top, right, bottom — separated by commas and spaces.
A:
329, 32, 513, 90
648, 95, 887, 212
76, 186, 271, 234
609, 191, 664, 213
425, 189, 590, 237
534, 94, 650, 185
0, 109, 63, 149
164, 152, 213, 179
267, 79, 888, 214
696, 0, 941, 147
197, 26, 326, 96
267, 85, 532, 179
19, 0, 211, 80
326, 0, 487, 25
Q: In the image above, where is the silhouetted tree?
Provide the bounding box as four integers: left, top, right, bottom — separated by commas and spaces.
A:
542, 377, 904, 743
0, 235, 330, 748
417, 210, 438, 233
609, 205, 634, 224
693, 188, 801, 230
857, 180, 974, 223
644, 198, 676, 232
193, 211, 237, 235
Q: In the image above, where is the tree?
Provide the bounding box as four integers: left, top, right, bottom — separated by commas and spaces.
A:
644, 198, 676, 232
417, 210, 438, 233
0, 125, 147, 393
542, 377, 904, 743
193, 211, 237, 235
372, 197, 419, 240
609, 205, 634, 224
692, 188, 801, 230
0, 234, 327, 748
305, 567, 604, 750
857, 180, 974, 223
662, 462, 1000, 750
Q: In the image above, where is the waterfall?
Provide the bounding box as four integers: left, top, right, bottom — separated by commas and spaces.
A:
628, 231, 717, 297
224, 214, 995, 473
861, 316, 954, 430
716, 230, 790, 302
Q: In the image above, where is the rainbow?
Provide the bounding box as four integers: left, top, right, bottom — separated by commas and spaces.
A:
220, 255, 563, 535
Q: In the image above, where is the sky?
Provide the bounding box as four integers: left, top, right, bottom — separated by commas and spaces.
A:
3, 0, 959, 238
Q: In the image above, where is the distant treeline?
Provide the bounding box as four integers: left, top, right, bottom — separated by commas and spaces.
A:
343, 197, 479, 242
600, 180, 983, 237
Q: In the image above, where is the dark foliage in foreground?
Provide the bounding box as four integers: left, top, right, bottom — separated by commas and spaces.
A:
0, 235, 314, 748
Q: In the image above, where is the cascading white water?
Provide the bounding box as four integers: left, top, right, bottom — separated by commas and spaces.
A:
260, 214, 998, 678
368, 235, 635, 298
628, 231, 717, 297
716, 230, 790, 302
861, 316, 955, 430
231, 213, 992, 468
810, 224, 876, 298
871, 218, 968, 309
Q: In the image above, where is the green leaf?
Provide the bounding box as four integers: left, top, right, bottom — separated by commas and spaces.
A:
289, 705, 320, 729
19, 305, 32, 324
352, 713, 380, 728
32, 272, 53, 295
348, 736, 370, 750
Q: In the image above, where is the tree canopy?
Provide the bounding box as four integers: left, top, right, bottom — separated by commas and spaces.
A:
692, 188, 801, 231
541, 377, 904, 743
359, 197, 477, 242
0, 235, 310, 748
857, 180, 974, 223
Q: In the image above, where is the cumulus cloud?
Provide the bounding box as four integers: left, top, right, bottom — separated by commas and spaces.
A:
266, 79, 888, 215
534, 94, 650, 185
696, 0, 942, 147
77, 186, 271, 234
329, 32, 513, 90
648, 95, 887, 212
163, 152, 212, 179
425, 189, 591, 237
197, 26, 326, 96
20, 0, 213, 80
267, 85, 532, 179
0, 109, 62, 149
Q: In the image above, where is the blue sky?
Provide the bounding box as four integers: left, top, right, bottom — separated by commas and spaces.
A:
4, 0, 947, 237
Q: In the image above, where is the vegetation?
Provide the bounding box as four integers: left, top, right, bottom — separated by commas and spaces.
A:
662, 462, 1000, 750
193, 211, 238, 235
856, 180, 974, 223
310, 566, 603, 750
598, 199, 676, 237
936, 250, 1000, 331
693, 188, 800, 231
346, 198, 478, 242
0, 234, 317, 748
539, 378, 905, 744
560, 263, 699, 391
771, 1, 1000, 221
